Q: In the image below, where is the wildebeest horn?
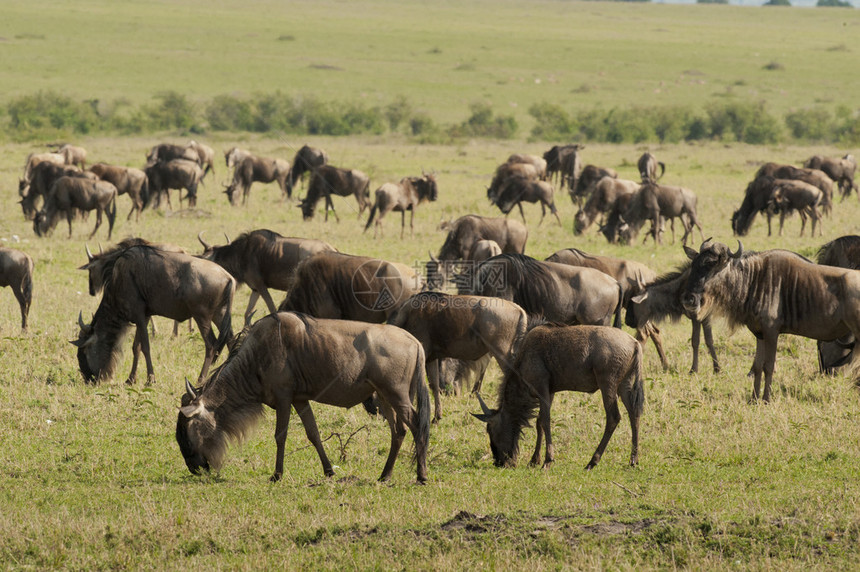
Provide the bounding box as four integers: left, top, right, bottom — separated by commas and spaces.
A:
730, 240, 744, 259
85, 244, 93, 262
98, 243, 103, 255
476, 392, 492, 416
185, 377, 198, 399
197, 231, 211, 250
428, 251, 439, 264
77, 311, 87, 330
224, 233, 231, 245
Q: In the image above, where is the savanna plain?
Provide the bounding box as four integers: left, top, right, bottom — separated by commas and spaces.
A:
2, 0, 860, 569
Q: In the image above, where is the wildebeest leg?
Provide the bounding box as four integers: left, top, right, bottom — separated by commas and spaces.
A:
811, 205, 821, 237
703, 318, 720, 373
798, 209, 807, 237
401, 210, 406, 240
88, 208, 103, 239
778, 211, 786, 237
761, 334, 778, 403
375, 398, 407, 482
518, 203, 527, 225
427, 360, 443, 422
259, 288, 279, 317
587, 389, 621, 470
11, 284, 30, 331
530, 422, 544, 467
271, 403, 293, 482
750, 338, 766, 402
293, 400, 335, 477
67, 211, 75, 238
127, 325, 143, 385
690, 319, 702, 374
244, 291, 261, 324
537, 392, 555, 468
194, 316, 218, 383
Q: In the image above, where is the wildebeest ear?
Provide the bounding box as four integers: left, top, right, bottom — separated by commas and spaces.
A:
471, 412, 493, 423
683, 246, 698, 261
180, 403, 203, 418
631, 291, 648, 304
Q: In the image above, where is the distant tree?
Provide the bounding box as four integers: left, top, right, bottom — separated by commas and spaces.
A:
817, 0, 852, 6
698, 0, 728, 4
764, 0, 792, 5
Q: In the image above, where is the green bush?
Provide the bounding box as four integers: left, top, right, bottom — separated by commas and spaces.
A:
817, 0, 853, 7
705, 101, 782, 144
450, 102, 518, 139
528, 102, 575, 141
205, 95, 255, 131
764, 0, 792, 5
385, 96, 413, 132
7, 91, 101, 137
784, 107, 834, 141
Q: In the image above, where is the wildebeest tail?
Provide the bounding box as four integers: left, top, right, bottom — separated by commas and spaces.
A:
626, 340, 645, 419
364, 203, 379, 232
410, 345, 430, 470
140, 176, 151, 210
214, 282, 235, 359
613, 282, 624, 329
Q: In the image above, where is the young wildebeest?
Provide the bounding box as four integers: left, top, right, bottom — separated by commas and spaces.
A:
461, 253, 623, 329
624, 261, 721, 374
756, 162, 833, 215
638, 152, 665, 183
681, 240, 860, 402
364, 173, 439, 238
570, 164, 619, 208
74, 239, 235, 385
545, 248, 667, 370
732, 175, 780, 237
506, 153, 547, 180
187, 140, 215, 181
816, 235, 860, 373
224, 154, 290, 205
0, 247, 34, 331
573, 175, 638, 235
34, 176, 117, 239
145, 159, 204, 209
804, 154, 857, 200
198, 230, 336, 323
597, 190, 638, 244
473, 324, 643, 469
543, 144, 584, 192
223, 147, 251, 169
491, 177, 561, 226
51, 144, 87, 169
771, 179, 823, 237
300, 165, 371, 221
176, 312, 430, 483
285, 145, 328, 198
387, 292, 528, 421
620, 182, 704, 246
20, 162, 93, 220
88, 163, 150, 222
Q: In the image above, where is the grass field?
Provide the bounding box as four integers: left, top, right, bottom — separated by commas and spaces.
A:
2, 1, 860, 570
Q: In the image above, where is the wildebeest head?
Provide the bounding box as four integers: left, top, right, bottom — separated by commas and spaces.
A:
176, 379, 217, 475
33, 211, 52, 237
681, 239, 743, 318
573, 209, 589, 235
223, 181, 239, 206
472, 393, 518, 467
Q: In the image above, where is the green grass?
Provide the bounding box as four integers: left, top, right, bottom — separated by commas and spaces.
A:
1, 0, 860, 569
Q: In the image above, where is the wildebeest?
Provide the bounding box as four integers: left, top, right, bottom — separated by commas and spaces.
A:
755, 163, 833, 215
187, 140, 215, 181
176, 312, 430, 483
146, 143, 199, 166
681, 240, 860, 401
285, 145, 328, 197
804, 154, 857, 199
426, 215, 528, 289
461, 253, 623, 328
224, 154, 290, 206
364, 173, 439, 238
543, 144, 584, 192
278, 251, 424, 324
52, 144, 87, 169
88, 163, 150, 222
487, 162, 539, 204
573, 176, 638, 235
506, 153, 547, 180
816, 235, 860, 373
620, 182, 704, 246
33, 176, 117, 239
624, 261, 721, 374
570, 164, 619, 206
597, 190, 638, 244
224, 147, 251, 169
771, 179, 823, 237
387, 291, 528, 420
490, 177, 561, 226
19, 162, 94, 220
22, 152, 66, 182
198, 230, 336, 323
545, 248, 667, 370
0, 247, 34, 331
145, 159, 204, 209
638, 152, 665, 183
74, 239, 235, 385
299, 165, 371, 221
473, 324, 643, 469
468, 239, 502, 262
732, 175, 780, 237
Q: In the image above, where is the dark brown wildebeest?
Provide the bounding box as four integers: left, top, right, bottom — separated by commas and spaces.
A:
22, 152, 65, 183
681, 240, 860, 402
426, 215, 528, 289
473, 323, 643, 469
0, 247, 34, 331
278, 251, 423, 323
224, 154, 290, 206
804, 154, 857, 200
364, 173, 439, 238
597, 190, 638, 244
731, 175, 780, 237
387, 291, 528, 421
145, 159, 204, 209
570, 164, 619, 206
285, 145, 328, 197
461, 253, 623, 328
770, 179, 823, 237
491, 177, 561, 226
198, 229, 337, 323
573, 176, 638, 235
543, 144, 584, 192
88, 163, 150, 222
506, 153, 547, 180
146, 143, 199, 166
620, 182, 704, 246
624, 261, 721, 374
545, 248, 667, 370
33, 176, 117, 239
19, 162, 94, 220
187, 140, 215, 181
487, 162, 539, 204
74, 239, 235, 385
299, 165, 371, 221
224, 147, 251, 169
816, 235, 860, 373
637, 152, 665, 183
176, 312, 430, 483
755, 163, 833, 215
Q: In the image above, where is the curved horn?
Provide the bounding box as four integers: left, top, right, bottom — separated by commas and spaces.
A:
185, 377, 198, 399
731, 240, 744, 259
85, 244, 93, 262
77, 311, 86, 330
98, 242, 103, 255
476, 392, 492, 416
197, 231, 211, 250
428, 251, 439, 264
224, 233, 231, 245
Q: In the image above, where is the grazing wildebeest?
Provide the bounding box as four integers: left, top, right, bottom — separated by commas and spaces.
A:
387, 291, 529, 421
145, 159, 204, 209
74, 239, 235, 385
426, 215, 528, 289
187, 140, 215, 181
467, 239, 502, 262
33, 176, 117, 239
487, 162, 539, 204
506, 153, 547, 180
545, 248, 667, 370
597, 191, 637, 244
364, 173, 439, 238
570, 164, 619, 206
771, 179, 823, 237
755, 163, 833, 215
176, 312, 430, 483
22, 152, 66, 182
285, 145, 328, 197
731, 175, 780, 237
624, 261, 721, 374
462, 254, 623, 328
224, 147, 251, 169
543, 144, 584, 192
0, 247, 34, 331
473, 324, 643, 469
491, 177, 561, 226
198, 229, 336, 323
638, 152, 665, 183
19, 162, 93, 220
299, 165, 371, 221
88, 163, 150, 222
681, 240, 860, 402
146, 143, 199, 166
804, 154, 857, 200
573, 176, 638, 235
816, 235, 860, 373
224, 154, 290, 205
278, 251, 424, 324
620, 182, 704, 246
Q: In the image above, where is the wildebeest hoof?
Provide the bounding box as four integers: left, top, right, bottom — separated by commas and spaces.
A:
542, 461, 553, 470
528, 456, 541, 467
124, 377, 135, 386
269, 472, 282, 483
324, 469, 335, 478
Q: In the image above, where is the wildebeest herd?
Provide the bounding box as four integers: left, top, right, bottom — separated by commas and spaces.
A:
5, 141, 860, 484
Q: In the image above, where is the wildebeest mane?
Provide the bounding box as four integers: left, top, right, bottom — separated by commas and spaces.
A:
484, 254, 558, 315
817, 235, 860, 269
